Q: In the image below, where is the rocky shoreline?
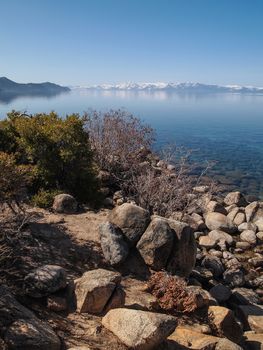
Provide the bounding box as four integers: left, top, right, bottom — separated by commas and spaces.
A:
0, 186, 263, 350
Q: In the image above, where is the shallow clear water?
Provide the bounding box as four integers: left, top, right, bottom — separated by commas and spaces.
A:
1, 89, 263, 198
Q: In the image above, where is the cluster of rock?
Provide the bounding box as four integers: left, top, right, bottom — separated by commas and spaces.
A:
1, 189, 263, 349
99, 203, 196, 277
95, 190, 263, 349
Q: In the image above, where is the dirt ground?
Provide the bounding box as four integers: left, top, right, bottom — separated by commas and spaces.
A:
1, 206, 128, 349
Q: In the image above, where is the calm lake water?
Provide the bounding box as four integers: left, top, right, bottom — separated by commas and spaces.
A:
1, 89, 263, 198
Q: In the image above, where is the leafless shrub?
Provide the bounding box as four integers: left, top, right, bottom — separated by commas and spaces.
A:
84, 109, 155, 174
147, 271, 198, 314
123, 144, 217, 217
85, 110, 218, 216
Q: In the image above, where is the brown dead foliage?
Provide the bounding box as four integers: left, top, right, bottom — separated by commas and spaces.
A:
147, 271, 198, 314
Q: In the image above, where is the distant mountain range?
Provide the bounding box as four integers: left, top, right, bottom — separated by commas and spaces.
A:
71, 82, 263, 93
0, 77, 69, 98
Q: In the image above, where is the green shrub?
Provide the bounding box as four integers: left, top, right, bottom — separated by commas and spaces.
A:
0, 111, 99, 204
31, 189, 63, 208
0, 151, 32, 205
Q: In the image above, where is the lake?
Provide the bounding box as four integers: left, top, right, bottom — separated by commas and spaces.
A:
1, 89, 263, 198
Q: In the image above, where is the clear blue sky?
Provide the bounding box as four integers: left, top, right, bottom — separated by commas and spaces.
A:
1, 0, 263, 86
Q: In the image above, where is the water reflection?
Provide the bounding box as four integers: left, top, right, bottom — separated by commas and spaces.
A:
0, 90, 69, 105
0, 89, 262, 198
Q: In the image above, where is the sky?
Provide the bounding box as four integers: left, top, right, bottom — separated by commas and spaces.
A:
0, 0, 263, 86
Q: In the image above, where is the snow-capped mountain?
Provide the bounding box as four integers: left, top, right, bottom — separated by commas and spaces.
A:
70, 82, 263, 93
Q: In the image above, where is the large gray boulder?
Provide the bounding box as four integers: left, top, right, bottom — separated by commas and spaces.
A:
137, 217, 174, 270
208, 306, 243, 343
52, 193, 78, 213
74, 269, 121, 314
165, 218, 196, 277
205, 212, 236, 233
99, 222, 129, 265
109, 203, 150, 245
0, 287, 60, 350
24, 265, 67, 298
102, 308, 176, 349
5, 318, 61, 350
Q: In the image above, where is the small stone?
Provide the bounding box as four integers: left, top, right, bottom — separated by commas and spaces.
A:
167, 327, 220, 350
202, 256, 224, 277
193, 185, 210, 193
205, 212, 236, 233
227, 207, 240, 222
167, 164, 175, 171
238, 222, 257, 232
234, 212, 246, 226
223, 251, 234, 259
157, 160, 167, 168
208, 229, 234, 246
225, 204, 238, 213
243, 332, 263, 350
256, 218, 263, 231
199, 236, 217, 249
195, 231, 205, 239
224, 191, 247, 207
240, 230, 257, 245
209, 284, 231, 302
47, 295, 67, 312
191, 266, 214, 282
225, 258, 242, 270
52, 194, 77, 213
245, 201, 259, 222
257, 232, 263, 241
215, 338, 243, 350
209, 250, 223, 258
187, 286, 218, 308
223, 269, 245, 287
237, 304, 263, 333
232, 288, 260, 305
206, 201, 227, 215
24, 265, 67, 298
249, 257, 263, 268
236, 241, 252, 250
